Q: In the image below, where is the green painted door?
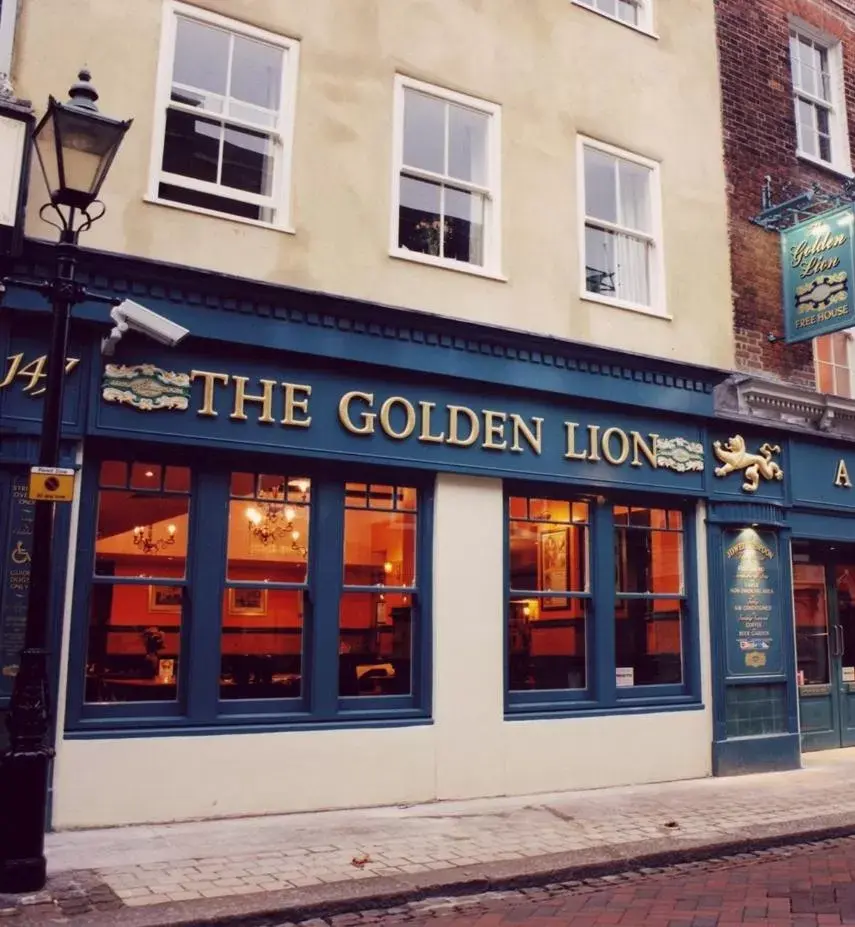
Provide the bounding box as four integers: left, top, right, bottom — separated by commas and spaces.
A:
796, 561, 855, 751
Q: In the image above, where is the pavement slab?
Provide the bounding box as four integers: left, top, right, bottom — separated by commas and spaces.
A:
4, 750, 855, 923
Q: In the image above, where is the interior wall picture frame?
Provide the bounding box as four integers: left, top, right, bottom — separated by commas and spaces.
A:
228, 586, 268, 616
539, 527, 569, 610
148, 584, 182, 613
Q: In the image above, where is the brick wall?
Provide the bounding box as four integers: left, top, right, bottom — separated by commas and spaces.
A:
716, 0, 855, 387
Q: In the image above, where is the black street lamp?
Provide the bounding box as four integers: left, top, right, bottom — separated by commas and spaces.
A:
0, 70, 131, 893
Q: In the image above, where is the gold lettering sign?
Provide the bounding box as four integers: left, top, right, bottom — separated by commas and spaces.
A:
835, 458, 852, 488
0, 353, 80, 397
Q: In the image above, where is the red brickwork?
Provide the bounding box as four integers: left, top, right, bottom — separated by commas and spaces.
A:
717, 0, 855, 387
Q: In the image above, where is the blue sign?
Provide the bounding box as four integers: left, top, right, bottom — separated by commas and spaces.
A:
0, 474, 33, 697
782, 204, 855, 344
90, 349, 709, 494
723, 528, 784, 677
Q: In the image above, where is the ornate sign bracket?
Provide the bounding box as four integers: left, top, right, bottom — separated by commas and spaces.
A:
751, 175, 855, 232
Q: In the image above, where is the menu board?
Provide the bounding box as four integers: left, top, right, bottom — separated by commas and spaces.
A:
723, 528, 784, 677
0, 474, 34, 697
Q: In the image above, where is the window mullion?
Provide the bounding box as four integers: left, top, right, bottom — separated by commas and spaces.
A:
592, 499, 617, 706
185, 469, 230, 724
310, 479, 345, 720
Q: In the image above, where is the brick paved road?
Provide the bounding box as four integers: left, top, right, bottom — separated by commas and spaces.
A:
334, 836, 855, 927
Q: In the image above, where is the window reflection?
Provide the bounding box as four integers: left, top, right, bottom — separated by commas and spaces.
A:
340, 484, 417, 696
508, 496, 589, 691
85, 462, 190, 704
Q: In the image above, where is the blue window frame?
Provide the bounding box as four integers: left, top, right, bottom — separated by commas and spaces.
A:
65, 451, 433, 735
505, 488, 700, 717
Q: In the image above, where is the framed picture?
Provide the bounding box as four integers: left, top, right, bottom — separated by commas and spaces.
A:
228, 587, 268, 616
148, 584, 182, 613
539, 528, 568, 610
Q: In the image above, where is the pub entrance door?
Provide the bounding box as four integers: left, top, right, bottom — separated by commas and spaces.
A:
793, 544, 855, 751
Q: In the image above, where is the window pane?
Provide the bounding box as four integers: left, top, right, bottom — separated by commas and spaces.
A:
99, 460, 127, 487
228, 498, 309, 583
616, 598, 683, 686
230, 35, 282, 112
130, 463, 162, 490
509, 496, 528, 519
162, 109, 221, 184
596, 0, 618, 16
508, 599, 586, 691
84, 587, 181, 703
797, 99, 818, 157
220, 588, 302, 700
833, 332, 848, 366
95, 490, 189, 579
815, 333, 832, 363
618, 159, 651, 233
164, 466, 191, 493
339, 592, 412, 696
448, 104, 488, 185
221, 126, 275, 196
403, 90, 444, 174
818, 361, 835, 394
344, 509, 417, 587
158, 182, 273, 222
444, 187, 485, 265
584, 148, 617, 223
173, 17, 229, 99
399, 175, 442, 255
817, 106, 832, 161
585, 225, 617, 296
509, 521, 588, 594
616, 0, 639, 24
615, 232, 651, 305
616, 525, 683, 594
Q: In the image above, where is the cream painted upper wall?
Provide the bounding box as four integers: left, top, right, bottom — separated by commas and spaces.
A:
12, 0, 733, 368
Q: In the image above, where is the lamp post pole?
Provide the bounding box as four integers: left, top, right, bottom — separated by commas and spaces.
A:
0, 231, 78, 892
0, 70, 131, 893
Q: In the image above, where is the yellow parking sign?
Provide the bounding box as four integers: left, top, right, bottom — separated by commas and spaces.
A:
28, 467, 75, 502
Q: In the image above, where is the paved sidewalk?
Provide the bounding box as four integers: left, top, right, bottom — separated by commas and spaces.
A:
9, 750, 855, 924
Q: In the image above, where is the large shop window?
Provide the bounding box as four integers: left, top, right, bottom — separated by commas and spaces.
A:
507, 491, 697, 715
69, 460, 431, 732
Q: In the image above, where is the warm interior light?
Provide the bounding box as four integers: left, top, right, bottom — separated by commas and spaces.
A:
383, 561, 393, 574
245, 506, 262, 526
293, 479, 310, 494
167, 524, 176, 537
522, 604, 531, 617
285, 507, 296, 522
291, 529, 300, 542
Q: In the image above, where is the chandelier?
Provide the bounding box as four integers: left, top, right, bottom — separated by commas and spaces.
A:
133, 523, 176, 554
245, 479, 308, 556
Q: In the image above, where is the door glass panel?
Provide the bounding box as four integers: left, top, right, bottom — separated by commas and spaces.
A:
794, 564, 830, 685
837, 565, 855, 681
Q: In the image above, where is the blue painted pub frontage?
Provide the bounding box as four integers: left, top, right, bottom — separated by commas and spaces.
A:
0, 241, 851, 826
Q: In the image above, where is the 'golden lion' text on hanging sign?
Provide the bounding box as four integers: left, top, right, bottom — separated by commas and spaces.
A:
782, 204, 855, 344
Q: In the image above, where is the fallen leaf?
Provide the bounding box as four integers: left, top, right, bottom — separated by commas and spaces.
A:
351, 853, 372, 868
663, 821, 679, 829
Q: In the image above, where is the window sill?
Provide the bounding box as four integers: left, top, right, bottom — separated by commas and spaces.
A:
505, 697, 703, 721
390, 248, 508, 282
580, 290, 672, 320
796, 151, 854, 180
570, 1, 659, 39
65, 710, 432, 739
143, 195, 296, 235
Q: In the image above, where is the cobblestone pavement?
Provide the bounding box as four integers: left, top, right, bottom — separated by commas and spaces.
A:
5, 750, 855, 922
266, 834, 855, 926
42, 750, 855, 910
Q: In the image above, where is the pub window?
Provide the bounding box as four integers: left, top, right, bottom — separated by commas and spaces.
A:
614, 506, 685, 688
85, 461, 191, 704
340, 483, 419, 697
69, 459, 432, 731
506, 490, 696, 715
573, 0, 653, 34
508, 496, 590, 693
815, 330, 853, 398
221, 472, 310, 700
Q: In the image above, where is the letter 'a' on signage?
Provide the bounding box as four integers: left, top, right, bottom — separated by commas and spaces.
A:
28, 466, 75, 502
782, 203, 855, 344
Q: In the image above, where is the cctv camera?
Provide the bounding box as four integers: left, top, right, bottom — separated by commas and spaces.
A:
112, 300, 189, 347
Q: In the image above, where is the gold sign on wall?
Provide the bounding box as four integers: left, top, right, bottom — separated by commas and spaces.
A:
713, 436, 784, 493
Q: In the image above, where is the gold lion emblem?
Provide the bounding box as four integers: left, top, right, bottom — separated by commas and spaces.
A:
745, 652, 767, 668
713, 435, 784, 494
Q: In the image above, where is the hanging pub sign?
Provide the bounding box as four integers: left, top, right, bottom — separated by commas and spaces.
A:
782, 203, 855, 344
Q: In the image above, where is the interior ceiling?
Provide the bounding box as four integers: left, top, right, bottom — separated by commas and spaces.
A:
98, 496, 190, 540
